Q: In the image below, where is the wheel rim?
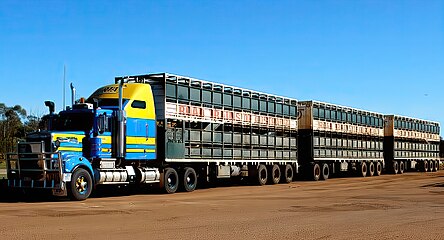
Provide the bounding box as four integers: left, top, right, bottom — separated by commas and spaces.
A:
323, 165, 329, 177
286, 167, 293, 179
314, 166, 320, 177
167, 173, 177, 189
260, 168, 267, 181
274, 168, 280, 180
75, 175, 88, 195
185, 172, 196, 189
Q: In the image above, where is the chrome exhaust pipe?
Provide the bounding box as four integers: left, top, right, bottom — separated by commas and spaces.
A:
70, 83, 76, 106
116, 78, 126, 158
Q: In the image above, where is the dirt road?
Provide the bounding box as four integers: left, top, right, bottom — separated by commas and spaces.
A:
1, 172, 444, 240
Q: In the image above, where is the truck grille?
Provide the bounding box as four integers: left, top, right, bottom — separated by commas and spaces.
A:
7, 141, 62, 183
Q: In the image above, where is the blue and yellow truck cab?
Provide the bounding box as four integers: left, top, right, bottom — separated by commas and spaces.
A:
6, 80, 162, 200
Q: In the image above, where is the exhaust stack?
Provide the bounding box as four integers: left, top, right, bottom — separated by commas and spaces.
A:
116, 78, 126, 158
70, 83, 76, 106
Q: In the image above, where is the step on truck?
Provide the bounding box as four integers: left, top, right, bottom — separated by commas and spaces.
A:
6, 73, 299, 200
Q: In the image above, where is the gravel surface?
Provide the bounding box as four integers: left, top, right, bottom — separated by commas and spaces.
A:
1, 172, 444, 240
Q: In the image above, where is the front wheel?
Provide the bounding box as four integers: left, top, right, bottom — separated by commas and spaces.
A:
69, 168, 93, 201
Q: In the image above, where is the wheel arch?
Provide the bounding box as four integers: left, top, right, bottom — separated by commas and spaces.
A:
63, 156, 95, 185
72, 164, 95, 185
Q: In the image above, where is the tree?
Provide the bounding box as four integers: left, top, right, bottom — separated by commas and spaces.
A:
24, 115, 41, 133
0, 103, 29, 154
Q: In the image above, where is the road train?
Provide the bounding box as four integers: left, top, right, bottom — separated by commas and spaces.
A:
5, 73, 441, 200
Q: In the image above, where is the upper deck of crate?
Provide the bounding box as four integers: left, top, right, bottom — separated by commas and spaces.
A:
116, 73, 299, 119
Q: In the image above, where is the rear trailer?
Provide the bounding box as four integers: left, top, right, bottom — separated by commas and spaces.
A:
116, 73, 299, 190
298, 101, 385, 180
384, 115, 440, 173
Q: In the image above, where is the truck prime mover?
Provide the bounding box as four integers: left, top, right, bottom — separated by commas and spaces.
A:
5, 73, 441, 200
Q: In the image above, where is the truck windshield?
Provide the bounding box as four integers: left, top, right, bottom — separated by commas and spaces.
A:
86, 98, 129, 108
52, 112, 94, 132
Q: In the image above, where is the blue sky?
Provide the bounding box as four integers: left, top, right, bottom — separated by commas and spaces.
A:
0, 1, 443, 133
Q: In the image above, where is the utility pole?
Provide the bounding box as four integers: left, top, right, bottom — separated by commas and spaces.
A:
63, 65, 66, 110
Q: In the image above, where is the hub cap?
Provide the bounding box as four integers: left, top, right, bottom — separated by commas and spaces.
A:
75, 176, 88, 194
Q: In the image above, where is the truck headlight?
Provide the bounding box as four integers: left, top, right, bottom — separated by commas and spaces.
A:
53, 161, 60, 169
9, 160, 17, 170
53, 140, 61, 151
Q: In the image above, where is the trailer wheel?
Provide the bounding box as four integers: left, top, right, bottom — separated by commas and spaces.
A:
312, 163, 321, 181
164, 168, 179, 194
281, 164, 294, 183
269, 164, 281, 184
257, 164, 268, 186
321, 163, 329, 180
435, 161, 440, 172
360, 162, 367, 177
399, 161, 405, 174
423, 161, 429, 172
375, 161, 382, 176
69, 168, 93, 201
368, 162, 375, 177
182, 167, 197, 192
430, 161, 435, 172
392, 161, 399, 174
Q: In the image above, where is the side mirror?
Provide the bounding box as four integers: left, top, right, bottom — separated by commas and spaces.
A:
98, 114, 108, 134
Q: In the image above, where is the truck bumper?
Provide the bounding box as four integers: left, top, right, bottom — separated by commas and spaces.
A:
7, 175, 69, 197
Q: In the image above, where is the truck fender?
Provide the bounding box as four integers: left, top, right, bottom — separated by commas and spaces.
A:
63, 156, 95, 183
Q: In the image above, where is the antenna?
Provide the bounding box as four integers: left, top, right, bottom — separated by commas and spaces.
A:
63, 64, 66, 109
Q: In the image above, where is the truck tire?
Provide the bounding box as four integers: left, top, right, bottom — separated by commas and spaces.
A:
257, 164, 268, 186
423, 161, 429, 172
392, 161, 399, 174
312, 163, 321, 181
435, 161, 440, 172
321, 163, 329, 180
269, 164, 281, 184
360, 162, 367, 177
375, 161, 382, 176
164, 168, 179, 194
182, 167, 197, 192
398, 161, 404, 174
429, 161, 435, 172
368, 162, 375, 177
69, 168, 93, 201
281, 164, 293, 183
